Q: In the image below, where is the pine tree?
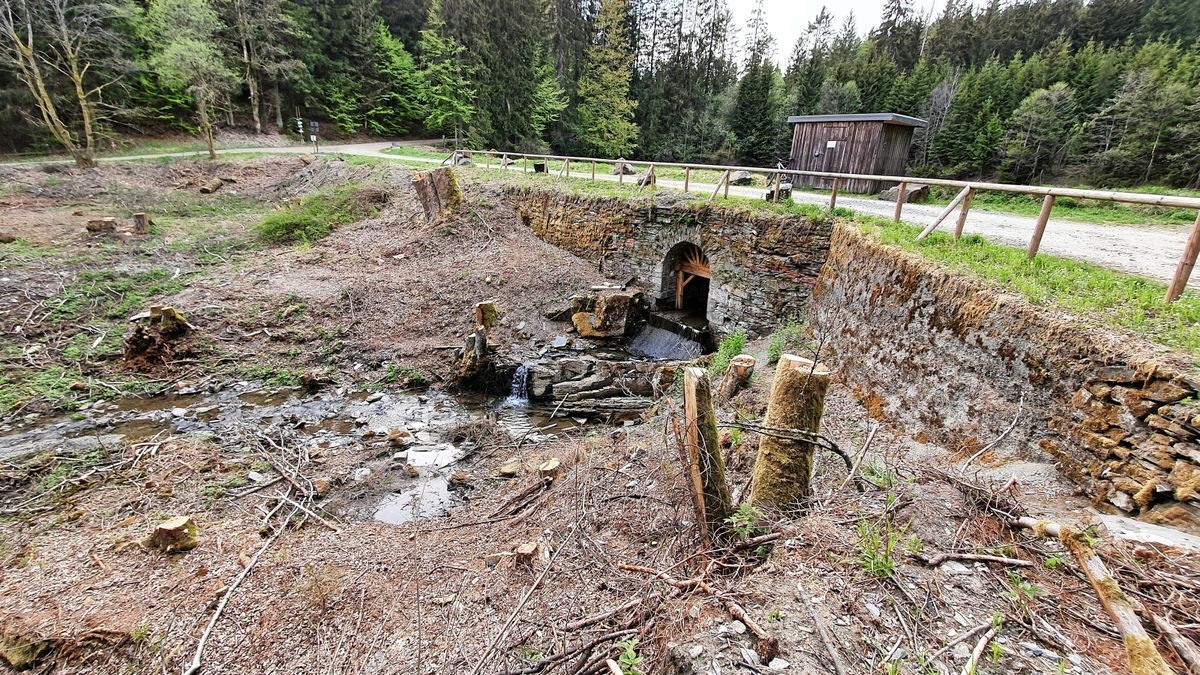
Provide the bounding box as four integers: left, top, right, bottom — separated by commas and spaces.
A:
729, 1, 780, 164
577, 0, 638, 157
529, 51, 568, 147
1083, 68, 1192, 185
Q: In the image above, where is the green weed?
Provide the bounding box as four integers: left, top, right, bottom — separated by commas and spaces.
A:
766, 317, 810, 365
50, 268, 185, 322
862, 461, 899, 488
232, 365, 302, 387
708, 328, 747, 377
615, 638, 642, 675
1003, 572, 1044, 617
724, 503, 766, 542
382, 363, 430, 387
1043, 553, 1066, 569
855, 516, 908, 578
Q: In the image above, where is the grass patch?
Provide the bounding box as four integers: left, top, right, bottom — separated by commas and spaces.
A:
0, 238, 59, 267
862, 216, 1200, 356
255, 184, 387, 244
708, 328, 747, 377
231, 364, 303, 387
925, 185, 1197, 227
49, 268, 186, 322
0, 365, 156, 413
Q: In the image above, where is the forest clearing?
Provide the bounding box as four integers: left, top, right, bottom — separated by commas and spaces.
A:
1, 155, 1199, 674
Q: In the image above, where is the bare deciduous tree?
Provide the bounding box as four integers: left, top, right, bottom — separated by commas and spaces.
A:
0, 0, 126, 166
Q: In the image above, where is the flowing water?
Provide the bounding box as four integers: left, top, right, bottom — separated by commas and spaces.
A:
627, 324, 704, 361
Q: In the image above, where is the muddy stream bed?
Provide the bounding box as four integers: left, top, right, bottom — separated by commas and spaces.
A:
0, 378, 591, 525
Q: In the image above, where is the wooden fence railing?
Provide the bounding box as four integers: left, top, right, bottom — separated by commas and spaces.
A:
445, 148, 1200, 303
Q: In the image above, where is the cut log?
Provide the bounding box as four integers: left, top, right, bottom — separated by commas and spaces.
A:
145, 515, 198, 552
749, 355, 831, 511
717, 354, 756, 402
132, 212, 151, 235
85, 217, 116, 234
199, 178, 224, 194
682, 367, 733, 537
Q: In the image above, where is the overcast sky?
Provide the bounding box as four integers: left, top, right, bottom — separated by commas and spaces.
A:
728, 0, 947, 68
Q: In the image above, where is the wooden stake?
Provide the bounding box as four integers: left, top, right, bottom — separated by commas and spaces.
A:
683, 167, 690, 193
716, 354, 755, 402
772, 172, 782, 203
682, 367, 733, 536
723, 170, 730, 199
954, 187, 975, 240
710, 170, 728, 202
892, 182, 908, 222
749, 355, 831, 510
132, 212, 150, 235
591, 161, 595, 181
918, 185, 972, 239
1166, 210, 1200, 303
1027, 194, 1055, 259
829, 178, 840, 210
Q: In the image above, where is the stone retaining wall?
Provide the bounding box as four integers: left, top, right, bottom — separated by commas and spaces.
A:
811, 224, 1200, 530
502, 188, 833, 334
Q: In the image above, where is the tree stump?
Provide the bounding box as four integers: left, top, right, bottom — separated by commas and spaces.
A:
538, 458, 561, 482
132, 212, 151, 235
411, 167, 461, 222
683, 367, 733, 537
717, 354, 756, 402
475, 301, 499, 330
145, 515, 198, 552
749, 355, 831, 511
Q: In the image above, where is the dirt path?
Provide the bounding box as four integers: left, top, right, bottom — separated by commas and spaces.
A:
4, 141, 1191, 282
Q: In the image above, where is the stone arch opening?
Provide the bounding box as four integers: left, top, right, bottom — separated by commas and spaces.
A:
660, 242, 711, 319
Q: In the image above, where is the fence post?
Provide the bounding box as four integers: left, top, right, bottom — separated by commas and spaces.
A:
893, 182, 908, 222
772, 172, 781, 204
1027, 194, 1056, 259
829, 178, 840, 210
591, 161, 595, 182
683, 167, 690, 193
1166, 210, 1200, 303
523, 157, 527, 173
954, 187, 976, 241
723, 170, 730, 199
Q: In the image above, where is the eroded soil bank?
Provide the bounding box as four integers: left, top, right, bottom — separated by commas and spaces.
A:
1, 158, 1197, 675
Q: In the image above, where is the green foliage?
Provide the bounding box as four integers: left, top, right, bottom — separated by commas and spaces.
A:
708, 328, 747, 377
724, 503, 766, 542
614, 639, 642, 675
1044, 553, 1066, 569
382, 363, 430, 387
364, 22, 425, 136
255, 185, 384, 244
1000, 83, 1079, 183
576, 0, 638, 157
1003, 572, 1044, 617
862, 461, 899, 489
766, 318, 809, 365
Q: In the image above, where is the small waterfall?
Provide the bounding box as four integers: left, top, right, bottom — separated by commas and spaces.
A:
502, 364, 529, 408
628, 325, 704, 361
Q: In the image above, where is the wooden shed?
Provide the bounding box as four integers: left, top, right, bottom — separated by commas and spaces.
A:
785, 113, 927, 193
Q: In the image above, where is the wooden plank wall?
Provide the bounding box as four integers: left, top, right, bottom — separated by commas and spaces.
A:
788, 120, 918, 194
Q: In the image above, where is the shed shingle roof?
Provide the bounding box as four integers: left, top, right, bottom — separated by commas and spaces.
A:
785, 113, 927, 127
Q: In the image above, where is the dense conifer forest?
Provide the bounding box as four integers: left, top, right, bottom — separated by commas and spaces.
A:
2, 0, 1198, 187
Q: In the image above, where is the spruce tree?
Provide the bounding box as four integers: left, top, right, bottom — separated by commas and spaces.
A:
577, 0, 638, 157
417, 0, 475, 143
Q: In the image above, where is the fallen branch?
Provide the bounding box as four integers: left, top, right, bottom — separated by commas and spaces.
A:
1150, 614, 1200, 675
799, 590, 848, 675
619, 563, 778, 662
914, 552, 1032, 568
562, 594, 660, 631
926, 621, 992, 665
1013, 517, 1175, 675
181, 505, 297, 675
960, 626, 998, 675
